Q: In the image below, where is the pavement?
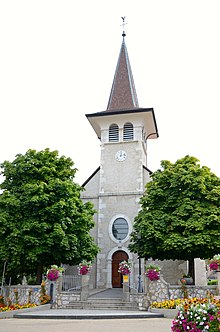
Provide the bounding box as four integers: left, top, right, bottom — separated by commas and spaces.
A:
0, 317, 173, 332
13, 308, 164, 320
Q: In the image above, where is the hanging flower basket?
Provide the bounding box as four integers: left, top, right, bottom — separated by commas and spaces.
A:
46, 265, 64, 281
118, 260, 132, 275
209, 254, 220, 271
145, 264, 161, 281
78, 260, 92, 275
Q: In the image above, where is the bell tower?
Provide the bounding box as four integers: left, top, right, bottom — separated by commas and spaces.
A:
82, 27, 158, 289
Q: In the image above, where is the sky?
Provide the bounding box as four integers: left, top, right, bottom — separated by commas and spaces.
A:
1, 0, 220, 185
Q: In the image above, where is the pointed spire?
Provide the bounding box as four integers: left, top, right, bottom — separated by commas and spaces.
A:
106, 34, 139, 111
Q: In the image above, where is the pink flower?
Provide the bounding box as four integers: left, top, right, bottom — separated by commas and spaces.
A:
78, 261, 92, 275
79, 265, 90, 275
47, 269, 59, 281
118, 261, 131, 275
209, 261, 219, 271
147, 269, 160, 281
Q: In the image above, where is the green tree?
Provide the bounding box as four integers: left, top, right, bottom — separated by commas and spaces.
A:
0, 149, 99, 283
129, 155, 220, 279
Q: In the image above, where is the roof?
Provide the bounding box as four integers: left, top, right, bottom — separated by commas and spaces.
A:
86, 107, 158, 140
85, 33, 159, 140
106, 37, 139, 111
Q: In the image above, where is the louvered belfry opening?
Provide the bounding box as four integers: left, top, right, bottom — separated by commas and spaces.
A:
123, 122, 133, 141
109, 123, 119, 142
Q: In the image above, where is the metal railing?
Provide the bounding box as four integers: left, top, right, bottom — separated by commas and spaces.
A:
61, 275, 82, 292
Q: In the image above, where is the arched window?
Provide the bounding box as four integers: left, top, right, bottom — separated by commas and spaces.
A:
109, 124, 119, 142
112, 218, 129, 240
123, 122, 133, 141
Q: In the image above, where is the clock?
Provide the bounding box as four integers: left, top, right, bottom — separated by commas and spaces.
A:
115, 150, 127, 162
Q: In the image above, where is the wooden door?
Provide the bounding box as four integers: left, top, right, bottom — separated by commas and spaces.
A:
112, 251, 128, 288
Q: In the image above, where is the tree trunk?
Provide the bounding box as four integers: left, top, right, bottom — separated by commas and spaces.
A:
188, 259, 195, 284
36, 261, 43, 284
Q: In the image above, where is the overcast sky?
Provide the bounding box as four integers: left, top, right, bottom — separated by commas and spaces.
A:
1, 1, 220, 185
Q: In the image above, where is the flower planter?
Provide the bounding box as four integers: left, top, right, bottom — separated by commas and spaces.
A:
150, 308, 178, 318
181, 277, 193, 285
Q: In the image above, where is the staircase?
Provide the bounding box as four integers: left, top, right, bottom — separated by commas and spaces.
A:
66, 288, 139, 311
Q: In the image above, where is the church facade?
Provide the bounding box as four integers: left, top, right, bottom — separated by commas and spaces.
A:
81, 32, 160, 289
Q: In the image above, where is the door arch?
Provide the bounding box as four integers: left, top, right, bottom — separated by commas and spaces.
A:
112, 250, 128, 288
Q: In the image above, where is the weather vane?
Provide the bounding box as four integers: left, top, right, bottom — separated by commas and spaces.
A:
121, 16, 127, 37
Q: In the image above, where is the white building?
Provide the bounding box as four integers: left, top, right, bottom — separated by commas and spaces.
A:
81, 32, 190, 289
81, 31, 159, 289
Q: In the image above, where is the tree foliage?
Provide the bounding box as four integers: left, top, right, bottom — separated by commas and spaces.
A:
129, 156, 220, 263
0, 149, 99, 283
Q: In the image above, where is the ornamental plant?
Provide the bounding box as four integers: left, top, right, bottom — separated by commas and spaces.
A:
182, 273, 191, 278
209, 254, 220, 271
0, 303, 37, 312
118, 260, 131, 275
78, 260, 92, 275
151, 297, 220, 310
145, 264, 160, 281
171, 301, 220, 331
39, 281, 51, 305
46, 265, 64, 281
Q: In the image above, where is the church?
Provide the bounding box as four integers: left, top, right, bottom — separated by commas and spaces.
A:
81, 28, 161, 290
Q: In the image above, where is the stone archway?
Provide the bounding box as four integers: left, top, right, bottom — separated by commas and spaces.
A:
112, 250, 128, 288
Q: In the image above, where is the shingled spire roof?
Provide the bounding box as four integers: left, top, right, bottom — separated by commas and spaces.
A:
86, 30, 158, 141
106, 35, 139, 111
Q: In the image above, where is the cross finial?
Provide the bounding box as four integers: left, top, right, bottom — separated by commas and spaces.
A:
121, 16, 127, 38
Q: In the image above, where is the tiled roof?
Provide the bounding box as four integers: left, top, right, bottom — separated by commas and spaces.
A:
106, 36, 139, 111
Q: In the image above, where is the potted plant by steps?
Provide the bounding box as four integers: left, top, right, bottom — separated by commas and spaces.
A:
46, 265, 64, 281
180, 274, 193, 285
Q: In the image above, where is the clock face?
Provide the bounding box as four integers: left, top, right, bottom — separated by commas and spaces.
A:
115, 150, 127, 162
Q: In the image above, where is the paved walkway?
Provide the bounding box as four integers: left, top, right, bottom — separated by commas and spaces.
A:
13, 308, 163, 319
0, 317, 173, 332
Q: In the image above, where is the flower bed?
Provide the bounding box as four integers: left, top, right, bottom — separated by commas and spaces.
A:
151, 298, 185, 309
150, 297, 220, 330
171, 302, 220, 331
0, 303, 37, 312
151, 297, 220, 310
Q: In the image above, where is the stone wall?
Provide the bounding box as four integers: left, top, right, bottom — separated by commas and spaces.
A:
55, 292, 80, 308
1, 285, 41, 305
169, 285, 216, 300
130, 276, 217, 310
0, 276, 83, 308
145, 276, 217, 303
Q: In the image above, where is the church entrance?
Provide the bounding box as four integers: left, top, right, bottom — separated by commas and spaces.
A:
112, 250, 128, 288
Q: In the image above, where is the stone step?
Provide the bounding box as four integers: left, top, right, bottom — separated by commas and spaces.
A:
88, 298, 126, 303
66, 300, 139, 311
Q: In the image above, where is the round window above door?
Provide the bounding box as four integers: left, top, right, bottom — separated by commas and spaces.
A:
112, 218, 129, 241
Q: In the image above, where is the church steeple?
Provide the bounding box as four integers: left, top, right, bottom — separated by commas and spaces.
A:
106, 34, 139, 111
86, 26, 158, 141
